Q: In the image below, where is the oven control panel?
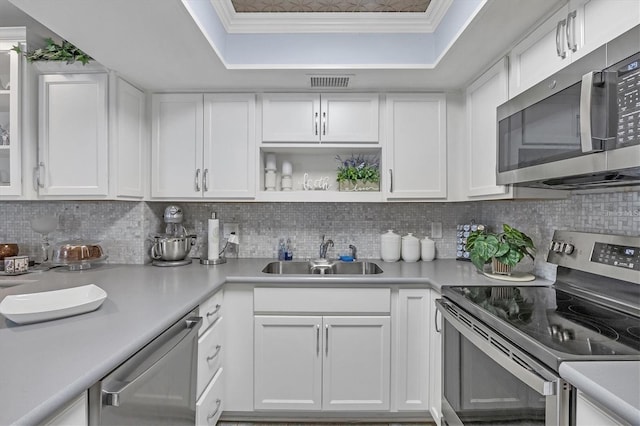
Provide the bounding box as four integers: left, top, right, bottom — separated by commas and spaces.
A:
591, 242, 640, 271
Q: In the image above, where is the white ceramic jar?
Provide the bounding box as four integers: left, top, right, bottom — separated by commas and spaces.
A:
421, 236, 436, 261
401, 233, 420, 262
380, 230, 401, 262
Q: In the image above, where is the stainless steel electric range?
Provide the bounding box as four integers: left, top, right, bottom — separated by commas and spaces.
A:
437, 230, 640, 426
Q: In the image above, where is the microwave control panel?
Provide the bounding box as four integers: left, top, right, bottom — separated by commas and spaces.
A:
617, 54, 640, 147
591, 242, 640, 271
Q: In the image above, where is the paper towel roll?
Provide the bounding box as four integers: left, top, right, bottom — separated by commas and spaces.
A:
208, 215, 220, 260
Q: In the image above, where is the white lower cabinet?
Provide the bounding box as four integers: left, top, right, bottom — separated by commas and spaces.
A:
253, 287, 391, 412
254, 314, 391, 411
395, 289, 431, 411
42, 392, 87, 426
575, 390, 628, 426
429, 290, 443, 426
197, 317, 223, 398
197, 368, 224, 426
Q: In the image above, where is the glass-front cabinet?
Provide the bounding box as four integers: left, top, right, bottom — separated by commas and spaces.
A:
0, 37, 23, 196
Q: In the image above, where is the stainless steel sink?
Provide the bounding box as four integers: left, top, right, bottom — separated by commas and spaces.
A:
262, 260, 383, 275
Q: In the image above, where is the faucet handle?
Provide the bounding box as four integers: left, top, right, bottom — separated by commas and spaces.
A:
348, 244, 357, 260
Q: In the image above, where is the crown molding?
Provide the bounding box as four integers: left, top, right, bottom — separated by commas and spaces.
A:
0, 27, 26, 41
211, 0, 453, 33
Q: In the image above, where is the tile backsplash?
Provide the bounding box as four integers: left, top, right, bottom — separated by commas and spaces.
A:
1, 190, 638, 280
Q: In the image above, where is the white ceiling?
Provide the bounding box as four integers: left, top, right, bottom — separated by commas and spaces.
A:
3, 0, 562, 92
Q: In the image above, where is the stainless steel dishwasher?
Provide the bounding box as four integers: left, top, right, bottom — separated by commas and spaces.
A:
89, 309, 202, 425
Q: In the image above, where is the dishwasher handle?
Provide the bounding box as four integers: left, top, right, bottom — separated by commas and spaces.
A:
101, 314, 202, 407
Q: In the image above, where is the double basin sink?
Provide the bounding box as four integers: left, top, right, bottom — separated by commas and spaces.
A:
262, 260, 383, 275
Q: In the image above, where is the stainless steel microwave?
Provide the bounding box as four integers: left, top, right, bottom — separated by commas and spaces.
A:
496, 26, 640, 190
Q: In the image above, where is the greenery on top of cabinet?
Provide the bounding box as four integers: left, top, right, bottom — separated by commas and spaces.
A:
12, 38, 93, 65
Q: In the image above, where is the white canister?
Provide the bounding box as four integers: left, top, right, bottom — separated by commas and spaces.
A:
421, 237, 436, 261
401, 233, 420, 262
380, 230, 401, 262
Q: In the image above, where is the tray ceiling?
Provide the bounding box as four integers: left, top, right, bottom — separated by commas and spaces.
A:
230, 0, 432, 13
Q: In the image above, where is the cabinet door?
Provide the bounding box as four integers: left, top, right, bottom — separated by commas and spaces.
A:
465, 58, 509, 198
0, 40, 22, 196
509, 5, 571, 98
429, 290, 443, 426
262, 93, 320, 142
323, 316, 390, 411
570, 0, 640, 62
385, 94, 447, 199
575, 390, 627, 426
203, 94, 255, 198
396, 289, 430, 411
42, 392, 87, 426
38, 73, 108, 196
320, 93, 379, 143
111, 77, 145, 198
151, 94, 203, 198
254, 315, 322, 410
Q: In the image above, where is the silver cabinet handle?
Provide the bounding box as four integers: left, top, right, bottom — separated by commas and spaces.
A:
325, 324, 329, 355
566, 10, 577, 52
206, 399, 221, 421
434, 306, 441, 333
36, 161, 45, 189
203, 168, 209, 192
388, 169, 394, 193
322, 111, 326, 135
316, 324, 320, 355
555, 19, 567, 59
206, 303, 221, 319
206, 344, 222, 361
195, 168, 201, 192
314, 112, 319, 135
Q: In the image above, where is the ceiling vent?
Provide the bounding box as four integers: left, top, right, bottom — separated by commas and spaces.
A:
309, 75, 352, 89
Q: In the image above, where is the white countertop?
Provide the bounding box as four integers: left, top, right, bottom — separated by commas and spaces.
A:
7, 257, 630, 426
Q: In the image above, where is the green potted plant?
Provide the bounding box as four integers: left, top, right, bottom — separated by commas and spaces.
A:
466, 224, 536, 275
12, 38, 93, 65
335, 154, 380, 192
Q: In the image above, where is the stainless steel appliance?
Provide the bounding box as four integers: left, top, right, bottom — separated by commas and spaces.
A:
496, 26, 640, 189
89, 310, 202, 425
151, 205, 196, 266
437, 231, 640, 425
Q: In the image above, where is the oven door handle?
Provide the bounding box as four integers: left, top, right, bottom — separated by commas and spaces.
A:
436, 299, 558, 396
101, 315, 203, 407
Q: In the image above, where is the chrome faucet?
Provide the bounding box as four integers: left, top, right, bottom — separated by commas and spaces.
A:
319, 235, 334, 259
348, 244, 357, 260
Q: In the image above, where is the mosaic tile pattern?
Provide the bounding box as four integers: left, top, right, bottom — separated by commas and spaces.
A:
0, 201, 147, 264
1, 190, 637, 280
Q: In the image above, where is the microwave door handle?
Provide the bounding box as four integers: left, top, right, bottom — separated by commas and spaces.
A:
101, 316, 203, 407
579, 71, 604, 153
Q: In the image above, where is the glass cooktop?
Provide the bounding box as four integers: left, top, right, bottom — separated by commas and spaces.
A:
444, 285, 640, 369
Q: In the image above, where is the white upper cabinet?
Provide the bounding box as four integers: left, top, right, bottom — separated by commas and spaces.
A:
110, 76, 146, 198
151, 93, 203, 198
151, 93, 256, 199
465, 58, 510, 198
38, 73, 108, 197
262, 93, 378, 143
509, 0, 640, 97
0, 36, 23, 197
384, 93, 447, 199
204, 94, 256, 198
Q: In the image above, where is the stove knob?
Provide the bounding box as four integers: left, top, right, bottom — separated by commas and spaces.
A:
552, 242, 563, 253
563, 243, 575, 254
560, 329, 575, 342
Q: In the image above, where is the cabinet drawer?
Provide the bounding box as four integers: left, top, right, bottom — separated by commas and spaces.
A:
196, 368, 224, 426
198, 290, 223, 335
254, 287, 390, 313
197, 317, 223, 398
